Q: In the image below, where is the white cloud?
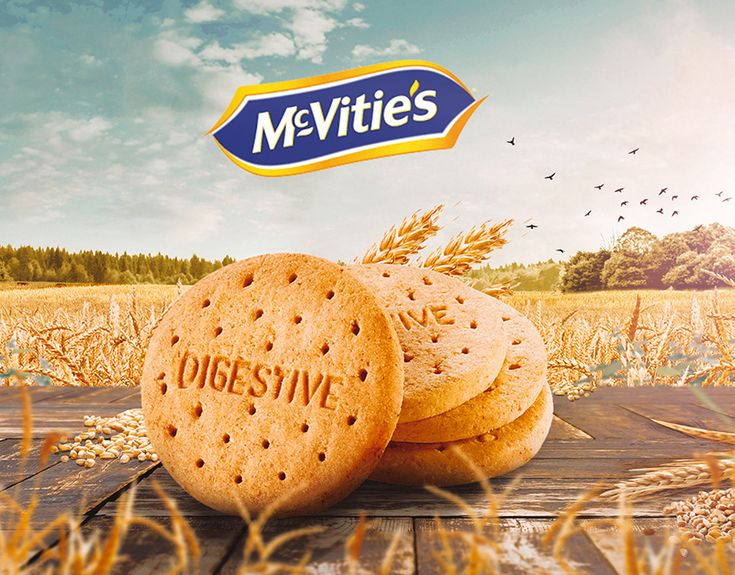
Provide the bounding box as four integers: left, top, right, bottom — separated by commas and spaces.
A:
353, 2, 364, 11
351, 38, 421, 59
79, 54, 102, 66
153, 32, 202, 67
185, 1, 225, 23
200, 33, 295, 62
67, 117, 113, 142
287, 8, 337, 63
232, 0, 346, 15
344, 17, 368, 29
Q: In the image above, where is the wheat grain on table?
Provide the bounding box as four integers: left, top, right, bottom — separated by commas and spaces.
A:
1, 386, 733, 573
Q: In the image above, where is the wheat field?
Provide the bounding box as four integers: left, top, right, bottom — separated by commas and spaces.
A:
1, 282, 733, 398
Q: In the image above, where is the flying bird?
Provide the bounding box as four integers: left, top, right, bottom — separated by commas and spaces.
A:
671, 195, 679, 201
691, 195, 699, 201
621, 201, 629, 206
640, 199, 648, 205
694, 225, 703, 231
724, 197, 733, 203
594, 184, 604, 190
656, 208, 664, 214
556, 249, 565, 254
545, 172, 556, 180
618, 215, 625, 222
659, 188, 668, 195
716, 191, 724, 197
526, 224, 539, 229
507, 137, 515, 146
614, 188, 624, 193
628, 148, 640, 155
672, 211, 679, 216
585, 210, 592, 216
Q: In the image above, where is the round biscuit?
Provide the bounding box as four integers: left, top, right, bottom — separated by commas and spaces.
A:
370, 383, 553, 486
348, 264, 507, 423
141, 254, 404, 516
392, 302, 546, 442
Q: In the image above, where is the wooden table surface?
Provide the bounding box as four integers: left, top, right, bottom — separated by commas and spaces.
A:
2, 386, 733, 573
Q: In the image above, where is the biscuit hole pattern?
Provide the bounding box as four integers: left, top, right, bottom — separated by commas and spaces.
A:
278, 471, 286, 481
359, 369, 368, 382
160, 383, 168, 395
253, 309, 264, 321
294, 315, 302, 324
301, 423, 309, 433
321, 342, 330, 355
351, 321, 360, 335
214, 326, 223, 337
509, 363, 522, 371
423, 277, 433, 285
248, 405, 256, 415
433, 364, 443, 374
404, 353, 414, 363
266, 341, 273, 352
456, 295, 464, 304
243, 274, 253, 287
347, 415, 357, 426
382, 271, 390, 278
166, 425, 177, 437
436, 445, 447, 453
171, 335, 179, 346
288, 272, 298, 284
470, 320, 478, 329
262, 439, 270, 449
326, 289, 335, 300
196, 458, 204, 468
194, 403, 203, 418
222, 433, 231, 444
502, 316, 511, 322
512, 339, 522, 346
431, 334, 439, 343
318, 452, 326, 462
234, 474, 243, 484
202, 299, 211, 308
461, 347, 470, 354
408, 290, 416, 301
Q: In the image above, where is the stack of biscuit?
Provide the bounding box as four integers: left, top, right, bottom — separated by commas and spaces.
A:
141, 254, 551, 517
349, 263, 552, 487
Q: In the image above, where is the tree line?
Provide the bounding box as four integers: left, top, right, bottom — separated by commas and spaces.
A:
0, 245, 235, 284
560, 223, 735, 291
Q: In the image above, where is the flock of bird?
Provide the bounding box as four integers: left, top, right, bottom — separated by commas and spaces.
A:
505, 137, 732, 255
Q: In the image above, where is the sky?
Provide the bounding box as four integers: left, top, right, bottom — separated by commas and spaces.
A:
1, 0, 735, 265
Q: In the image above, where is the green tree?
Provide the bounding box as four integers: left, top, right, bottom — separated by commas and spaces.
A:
560, 250, 611, 291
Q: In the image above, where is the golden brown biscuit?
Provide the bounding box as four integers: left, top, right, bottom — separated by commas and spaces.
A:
348, 264, 507, 423
141, 254, 404, 516
392, 302, 546, 442
370, 383, 553, 486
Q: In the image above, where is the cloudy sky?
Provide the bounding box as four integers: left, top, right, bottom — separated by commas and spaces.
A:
1, 0, 734, 265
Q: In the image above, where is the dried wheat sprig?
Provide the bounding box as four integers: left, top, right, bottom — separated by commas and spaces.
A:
421, 219, 513, 276
360, 205, 443, 265
650, 418, 735, 445
600, 459, 731, 500
548, 358, 592, 375
480, 281, 516, 298
705, 270, 735, 289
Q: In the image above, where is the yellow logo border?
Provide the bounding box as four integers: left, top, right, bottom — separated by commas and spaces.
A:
208, 60, 484, 177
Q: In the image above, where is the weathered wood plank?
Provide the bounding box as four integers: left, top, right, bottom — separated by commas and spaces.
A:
415, 517, 616, 574
550, 415, 593, 440
218, 517, 415, 575
0, 439, 59, 491
580, 517, 716, 574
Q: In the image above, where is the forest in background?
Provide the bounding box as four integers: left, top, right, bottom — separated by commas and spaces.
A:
0, 223, 732, 290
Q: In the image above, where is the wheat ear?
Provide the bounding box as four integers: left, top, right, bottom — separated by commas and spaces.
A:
360, 205, 443, 265
704, 269, 735, 288
421, 219, 513, 276
650, 419, 735, 445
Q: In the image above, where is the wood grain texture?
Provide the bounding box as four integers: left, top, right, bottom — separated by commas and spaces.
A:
2, 385, 734, 574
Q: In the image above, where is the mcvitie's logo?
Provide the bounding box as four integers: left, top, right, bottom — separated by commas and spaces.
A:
208, 60, 485, 177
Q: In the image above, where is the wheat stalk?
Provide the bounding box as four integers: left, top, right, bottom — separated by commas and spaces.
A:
650, 418, 735, 445
360, 205, 443, 265
705, 270, 735, 289
421, 219, 513, 276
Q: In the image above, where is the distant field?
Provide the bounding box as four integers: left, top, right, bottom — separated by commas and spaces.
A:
0, 284, 733, 396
